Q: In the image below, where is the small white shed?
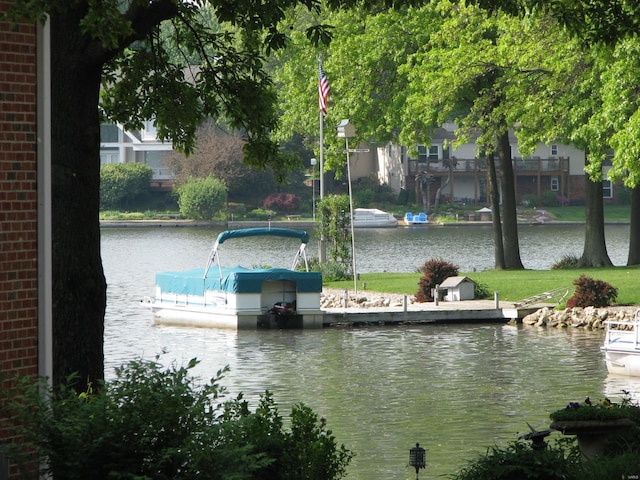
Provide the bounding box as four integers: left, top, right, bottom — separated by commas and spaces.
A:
440, 276, 476, 301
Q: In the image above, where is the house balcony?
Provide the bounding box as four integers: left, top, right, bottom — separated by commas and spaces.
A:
408, 157, 569, 176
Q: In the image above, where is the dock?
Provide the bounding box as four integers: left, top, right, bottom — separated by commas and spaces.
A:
321, 298, 546, 327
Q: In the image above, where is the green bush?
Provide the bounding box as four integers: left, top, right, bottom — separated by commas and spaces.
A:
540, 190, 559, 207
175, 176, 227, 220
451, 440, 579, 480
2, 357, 352, 480
100, 162, 153, 209
352, 188, 374, 207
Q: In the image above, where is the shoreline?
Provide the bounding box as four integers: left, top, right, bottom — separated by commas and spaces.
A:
99, 219, 628, 228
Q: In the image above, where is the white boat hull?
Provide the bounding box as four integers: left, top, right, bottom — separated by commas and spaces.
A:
602, 312, 640, 376
603, 349, 640, 377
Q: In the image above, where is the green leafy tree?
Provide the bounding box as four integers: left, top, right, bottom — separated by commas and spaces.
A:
471, 0, 640, 266
1, 0, 354, 391
100, 162, 153, 209
176, 176, 227, 220
2, 357, 353, 480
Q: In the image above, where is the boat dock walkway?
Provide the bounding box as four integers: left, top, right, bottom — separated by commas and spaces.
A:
321, 298, 547, 327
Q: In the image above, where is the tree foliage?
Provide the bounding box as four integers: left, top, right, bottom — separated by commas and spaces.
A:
100, 162, 153, 209
2, 357, 353, 480
316, 195, 352, 278
166, 122, 276, 200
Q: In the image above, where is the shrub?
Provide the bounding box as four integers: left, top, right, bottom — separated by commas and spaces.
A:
451, 440, 579, 480
2, 357, 353, 480
565, 274, 618, 308
247, 207, 276, 220
540, 190, 559, 207
415, 258, 459, 302
263, 193, 301, 214
353, 188, 375, 207
175, 176, 227, 220
551, 254, 580, 270
100, 162, 153, 209
521, 194, 537, 207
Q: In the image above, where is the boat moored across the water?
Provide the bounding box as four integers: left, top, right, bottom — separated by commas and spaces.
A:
352, 208, 398, 228
145, 228, 323, 330
602, 309, 640, 376
403, 212, 429, 225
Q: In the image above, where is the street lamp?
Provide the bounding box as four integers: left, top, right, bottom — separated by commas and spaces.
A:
310, 157, 317, 221
336, 119, 357, 294
409, 443, 426, 480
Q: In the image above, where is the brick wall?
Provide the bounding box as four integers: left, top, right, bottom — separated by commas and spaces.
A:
0, 1, 39, 476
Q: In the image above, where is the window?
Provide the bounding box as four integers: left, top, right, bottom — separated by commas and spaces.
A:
602, 179, 613, 198
417, 144, 439, 162
550, 144, 558, 156
100, 124, 119, 143
550, 176, 559, 191
100, 150, 120, 164
142, 120, 158, 140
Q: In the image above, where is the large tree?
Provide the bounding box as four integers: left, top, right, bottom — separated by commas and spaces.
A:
4, 0, 350, 391
472, 0, 640, 265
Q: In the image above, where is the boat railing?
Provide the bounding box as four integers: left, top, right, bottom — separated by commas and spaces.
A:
604, 311, 640, 348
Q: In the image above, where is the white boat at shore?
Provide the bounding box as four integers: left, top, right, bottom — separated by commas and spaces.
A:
145, 228, 323, 330
602, 309, 640, 376
352, 208, 398, 228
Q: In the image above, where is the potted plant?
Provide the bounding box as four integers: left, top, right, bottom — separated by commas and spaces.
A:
549, 398, 637, 457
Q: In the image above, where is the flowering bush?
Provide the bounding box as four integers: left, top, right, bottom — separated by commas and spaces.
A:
263, 193, 301, 213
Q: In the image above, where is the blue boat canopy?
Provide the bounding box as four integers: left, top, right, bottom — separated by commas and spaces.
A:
216, 228, 309, 245
157, 266, 322, 295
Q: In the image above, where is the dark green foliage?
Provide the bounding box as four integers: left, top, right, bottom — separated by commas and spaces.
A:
175, 176, 227, 220
540, 190, 559, 207
317, 195, 352, 277
451, 440, 580, 480
473, 280, 491, 299
2, 357, 352, 480
565, 274, 618, 308
551, 254, 580, 270
100, 162, 153, 209
352, 188, 375, 207
415, 258, 459, 302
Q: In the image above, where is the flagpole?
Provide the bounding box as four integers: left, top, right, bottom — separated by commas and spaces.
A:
318, 107, 326, 263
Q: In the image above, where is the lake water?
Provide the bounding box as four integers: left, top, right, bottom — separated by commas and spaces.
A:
102, 224, 638, 480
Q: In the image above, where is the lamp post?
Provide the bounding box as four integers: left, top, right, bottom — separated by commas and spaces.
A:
409, 443, 426, 480
310, 157, 317, 221
336, 119, 357, 294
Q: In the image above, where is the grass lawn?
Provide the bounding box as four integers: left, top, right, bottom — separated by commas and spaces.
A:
325, 265, 640, 306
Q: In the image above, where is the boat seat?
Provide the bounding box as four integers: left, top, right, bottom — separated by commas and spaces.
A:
405, 212, 413, 221
417, 213, 427, 221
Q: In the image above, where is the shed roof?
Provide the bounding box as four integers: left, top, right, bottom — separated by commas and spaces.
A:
440, 276, 476, 288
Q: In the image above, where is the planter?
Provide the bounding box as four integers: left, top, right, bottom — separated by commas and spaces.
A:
550, 418, 634, 457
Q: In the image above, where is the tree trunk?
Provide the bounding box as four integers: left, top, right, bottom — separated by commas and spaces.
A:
51, 12, 107, 390
627, 185, 640, 265
579, 172, 613, 267
487, 153, 505, 269
497, 131, 524, 270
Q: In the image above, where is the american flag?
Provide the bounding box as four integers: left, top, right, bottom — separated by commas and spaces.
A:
318, 58, 330, 116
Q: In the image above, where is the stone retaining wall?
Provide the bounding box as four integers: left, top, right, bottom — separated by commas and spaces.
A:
321, 288, 411, 309
522, 306, 639, 329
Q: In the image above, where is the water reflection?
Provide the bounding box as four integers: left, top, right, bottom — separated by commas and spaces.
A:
101, 225, 636, 480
